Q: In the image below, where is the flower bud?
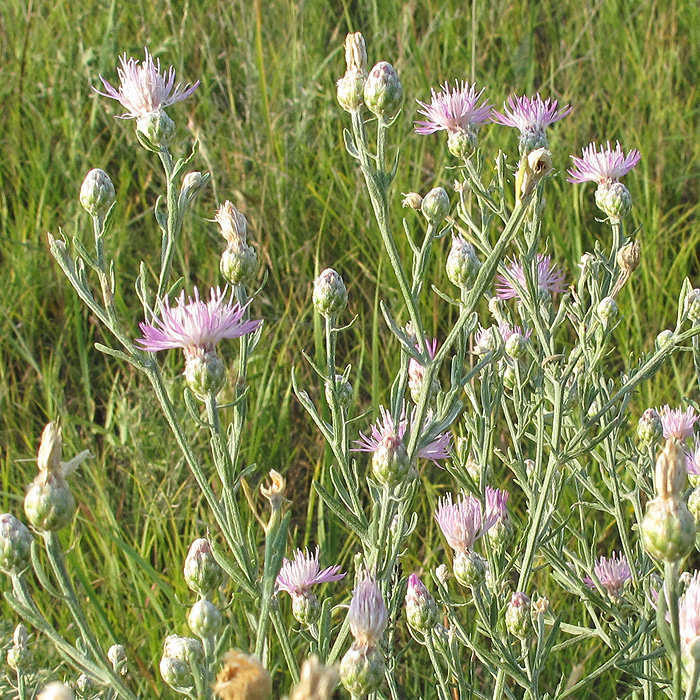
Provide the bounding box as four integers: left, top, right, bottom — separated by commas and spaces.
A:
183, 348, 226, 399
136, 110, 175, 150
188, 599, 223, 639
38, 682, 75, 700
686, 289, 700, 323
505, 332, 528, 360
617, 240, 641, 274
405, 574, 439, 631
642, 498, 695, 562
0, 514, 33, 575
160, 635, 204, 690
107, 644, 128, 676
7, 624, 32, 673
340, 643, 384, 696
179, 171, 207, 205
401, 192, 423, 210
291, 590, 322, 626
488, 515, 514, 550
325, 375, 353, 409
421, 187, 450, 224
408, 357, 440, 405
74, 675, 95, 700
656, 330, 674, 350
363, 62, 403, 121
221, 244, 258, 287
371, 434, 410, 486
79, 169, 115, 219
505, 592, 532, 639
184, 538, 224, 597
435, 564, 449, 585
453, 551, 486, 589
24, 474, 76, 532
446, 235, 480, 289
597, 296, 618, 329
214, 650, 271, 700
595, 181, 632, 220
637, 408, 663, 445
447, 127, 478, 159
337, 72, 367, 113
313, 268, 347, 319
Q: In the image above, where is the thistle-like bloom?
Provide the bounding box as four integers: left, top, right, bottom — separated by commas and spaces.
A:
687, 444, 700, 483
485, 487, 509, 521
492, 94, 571, 134
495, 254, 566, 301
348, 572, 388, 647
659, 405, 698, 442
353, 405, 451, 465
137, 287, 260, 355
276, 547, 345, 596
679, 571, 700, 650
408, 338, 440, 403
435, 492, 496, 554
415, 81, 492, 135
96, 48, 199, 119
583, 552, 632, 597
567, 141, 641, 185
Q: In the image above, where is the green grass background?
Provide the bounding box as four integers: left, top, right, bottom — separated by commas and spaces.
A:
1, 0, 700, 696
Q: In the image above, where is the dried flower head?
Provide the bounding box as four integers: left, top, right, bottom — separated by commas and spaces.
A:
435, 492, 496, 554
285, 655, 339, 700
348, 572, 388, 647
96, 48, 199, 120
216, 201, 248, 245
567, 141, 641, 185
583, 552, 632, 598
213, 650, 272, 700
495, 254, 566, 301
276, 547, 345, 596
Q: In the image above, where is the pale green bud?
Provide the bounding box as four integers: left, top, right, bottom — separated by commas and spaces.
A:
597, 296, 618, 329
79, 169, 115, 219
107, 644, 128, 676
656, 330, 674, 350
221, 244, 258, 287
371, 434, 410, 487
502, 363, 517, 390
642, 499, 695, 562
518, 129, 548, 156
453, 551, 486, 589
446, 235, 480, 289
0, 514, 33, 575
136, 110, 175, 150
505, 592, 532, 639
488, 516, 514, 550
24, 474, 76, 532
595, 181, 632, 220
686, 289, 700, 323
313, 268, 347, 318
363, 62, 403, 121
337, 71, 367, 113
184, 538, 224, 597
637, 408, 663, 445
447, 127, 477, 158
7, 642, 32, 673
340, 643, 385, 696
505, 332, 528, 360
421, 187, 450, 224
184, 348, 226, 399
291, 590, 322, 627
160, 635, 204, 690
179, 172, 207, 206
188, 599, 223, 639
325, 374, 353, 409
405, 574, 439, 632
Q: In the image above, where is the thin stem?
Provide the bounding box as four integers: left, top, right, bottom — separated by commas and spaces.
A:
665, 560, 683, 700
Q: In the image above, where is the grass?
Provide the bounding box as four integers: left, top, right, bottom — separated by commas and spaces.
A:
1, 0, 700, 697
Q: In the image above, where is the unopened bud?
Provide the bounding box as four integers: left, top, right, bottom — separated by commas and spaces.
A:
0, 514, 33, 575
74, 675, 95, 700
505, 592, 532, 639
447, 127, 478, 159
340, 643, 384, 696
291, 590, 322, 627
686, 289, 700, 323
180, 172, 207, 205
401, 192, 423, 210
595, 181, 632, 220
136, 110, 175, 150
642, 498, 695, 563
184, 348, 226, 399
221, 244, 258, 287
597, 296, 618, 329
184, 538, 224, 597
7, 624, 31, 673
188, 599, 223, 639
637, 408, 663, 445
505, 332, 528, 360
313, 269, 347, 318
405, 574, 439, 631
421, 187, 450, 224
656, 330, 674, 350
107, 644, 127, 676
24, 474, 76, 532
337, 33, 367, 113
363, 62, 403, 121
371, 434, 410, 486
160, 636, 204, 690
446, 234, 480, 289
325, 375, 353, 409
79, 169, 115, 219
453, 551, 486, 589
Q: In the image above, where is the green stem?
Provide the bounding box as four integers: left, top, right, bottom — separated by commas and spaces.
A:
665, 560, 683, 700
156, 148, 183, 300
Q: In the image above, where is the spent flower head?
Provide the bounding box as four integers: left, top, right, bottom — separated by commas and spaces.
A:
567, 141, 640, 185
496, 254, 566, 301
435, 492, 496, 554
276, 547, 345, 596
96, 48, 199, 120
583, 552, 632, 598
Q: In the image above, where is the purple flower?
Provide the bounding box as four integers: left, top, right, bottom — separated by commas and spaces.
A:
496, 255, 566, 301
353, 405, 451, 466
276, 547, 345, 596
583, 552, 632, 597
435, 492, 497, 554
136, 287, 260, 355
680, 571, 700, 648
485, 487, 509, 522
348, 571, 388, 646
415, 81, 492, 135
492, 94, 571, 134
687, 443, 700, 478
567, 141, 641, 185
95, 48, 199, 119
659, 405, 698, 442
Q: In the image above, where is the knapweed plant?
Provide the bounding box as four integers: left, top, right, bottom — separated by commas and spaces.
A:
4, 33, 700, 700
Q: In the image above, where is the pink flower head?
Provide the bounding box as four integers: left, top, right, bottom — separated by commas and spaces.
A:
492, 94, 571, 134
583, 552, 632, 597
680, 571, 700, 648
496, 254, 566, 301
567, 141, 641, 185
415, 81, 492, 135
136, 287, 261, 355
498, 322, 532, 344
435, 492, 497, 554
349, 571, 387, 647
95, 48, 199, 120
276, 547, 345, 596
659, 405, 698, 442
353, 405, 451, 466
485, 487, 509, 522
686, 443, 700, 478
